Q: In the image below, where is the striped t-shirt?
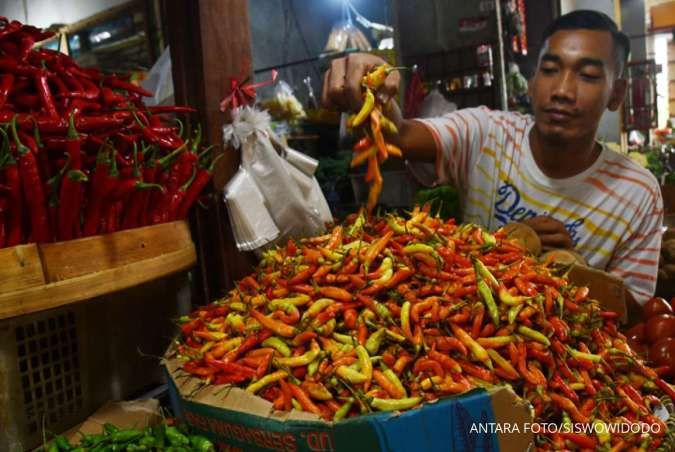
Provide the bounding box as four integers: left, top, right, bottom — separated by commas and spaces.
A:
416, 107, 664, 304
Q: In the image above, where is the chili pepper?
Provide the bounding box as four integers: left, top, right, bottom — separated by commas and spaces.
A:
246, 370, 287, 393
336, 365, 369, 384
11, 116, 50, 242
363, 230, 393, 272
261, 337, 291, 357
361, 64, 398, 90
250, 309, 297, 338
477, 335, 517, 348
273, 340, 320, 367
558, 432, 597, 449
333, 399, 354, 421
56, 169, 87, 241
0, 73, 13, 109
477, 280, 500, 327
450, 323, 491, 368
351, 88, 375, 128
175, 153, 221, 219
549, 393, 589, 423
486, 349, 518, 379
370, 396, 422, 412
516, 326, 550, 346
428, 347, 462, 373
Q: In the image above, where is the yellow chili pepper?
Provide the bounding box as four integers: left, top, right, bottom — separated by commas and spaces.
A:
517, 326, 551, 347
246, 370, 288, 393
262, 337, 292, 357
370, 396, 422, 412
402, 243, 436, 255
302, 298, 335, 322
273, 340, 321, 367
365, 328, 386, 355
270, 294, 311, 306
498, 286, 529, 306
451, 323, 492, 369
351, 88, 375, 127
355, 345, 373, 384
383, 367, 407, 398
362, 64, 393, 90
336, 365, 368, 384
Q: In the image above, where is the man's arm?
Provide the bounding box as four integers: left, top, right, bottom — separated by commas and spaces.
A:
606, 196, 663, 304
321, 53, 436, 162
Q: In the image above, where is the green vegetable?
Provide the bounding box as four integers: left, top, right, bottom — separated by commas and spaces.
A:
414, 185, 461, 221
190, 434, 215, 452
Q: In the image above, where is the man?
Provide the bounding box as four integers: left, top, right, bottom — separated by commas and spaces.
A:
322, 10, 663, 304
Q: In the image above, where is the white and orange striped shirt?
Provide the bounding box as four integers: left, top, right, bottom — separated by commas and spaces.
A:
416, 107, 664, 304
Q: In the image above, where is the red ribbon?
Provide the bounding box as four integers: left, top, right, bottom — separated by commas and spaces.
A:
219, 69, 278, 113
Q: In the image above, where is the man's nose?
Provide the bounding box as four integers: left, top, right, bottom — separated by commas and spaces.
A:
551, 71, 576, 103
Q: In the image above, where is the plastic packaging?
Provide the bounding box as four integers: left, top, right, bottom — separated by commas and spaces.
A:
223, 107, 332, 253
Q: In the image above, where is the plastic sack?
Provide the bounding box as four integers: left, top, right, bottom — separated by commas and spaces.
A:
260, 80, 306, 122
140, 46, 173, 106
324, 21, 371, 52
223, 107, 332, 252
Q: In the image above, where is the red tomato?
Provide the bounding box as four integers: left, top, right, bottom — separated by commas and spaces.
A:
649, 337, 675, 378
644, 297, 673, 320
624, 322, 646, 342
645, 314, 675, 344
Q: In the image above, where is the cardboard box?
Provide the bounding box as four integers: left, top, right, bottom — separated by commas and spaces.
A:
60, 399, 162, 443
164, 354, 533, 452
568, 264, 627, 322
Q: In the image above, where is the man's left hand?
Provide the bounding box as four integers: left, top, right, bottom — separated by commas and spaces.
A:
521, 216, 574, 251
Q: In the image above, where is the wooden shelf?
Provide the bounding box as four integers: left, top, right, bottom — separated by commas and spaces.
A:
0, 221, 196, 320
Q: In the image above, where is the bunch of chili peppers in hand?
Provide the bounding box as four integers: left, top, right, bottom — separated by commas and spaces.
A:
171, 206, 675, 450
0, 18, 215, 247
348, 64, 404, 213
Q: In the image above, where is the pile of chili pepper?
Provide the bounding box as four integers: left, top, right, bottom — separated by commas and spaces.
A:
170, 206, 675, 450
0, 17, 215, 247
348, 64, 404, 213
43, 420, 214, 451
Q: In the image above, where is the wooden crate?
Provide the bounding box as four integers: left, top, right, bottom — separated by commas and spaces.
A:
0, 221, 197, 320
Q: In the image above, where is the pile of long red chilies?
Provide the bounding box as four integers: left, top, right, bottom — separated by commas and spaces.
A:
0, 18, 215, 248
173, 207, 675, 451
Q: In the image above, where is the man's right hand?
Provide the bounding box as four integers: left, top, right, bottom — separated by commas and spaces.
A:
320, 53, 436, 162
321, 53, 400, 117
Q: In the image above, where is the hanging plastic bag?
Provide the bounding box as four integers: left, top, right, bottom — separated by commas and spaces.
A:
223, 107, 332, 252
140, 46, 173, 106
260, 80, 306, 122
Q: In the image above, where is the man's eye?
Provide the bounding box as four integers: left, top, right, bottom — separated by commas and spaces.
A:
540, 67, 557, 74
581, 73, 601, 80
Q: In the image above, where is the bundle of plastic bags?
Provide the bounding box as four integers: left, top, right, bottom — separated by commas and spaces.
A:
223, 107, 332, 252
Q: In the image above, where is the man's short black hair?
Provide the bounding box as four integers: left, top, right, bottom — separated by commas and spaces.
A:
542, 10, 630, 76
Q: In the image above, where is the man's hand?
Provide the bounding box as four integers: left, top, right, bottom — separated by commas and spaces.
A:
321, 53, 400, 114
521, 216, 574, 251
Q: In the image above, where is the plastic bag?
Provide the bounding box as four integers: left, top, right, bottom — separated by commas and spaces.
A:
324, 21, 371, 52
260, 80, 306, 122
223, 107, 332, 252
140, 46, 173, 106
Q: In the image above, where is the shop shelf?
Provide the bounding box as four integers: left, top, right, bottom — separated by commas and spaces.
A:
0, 221, 196, 320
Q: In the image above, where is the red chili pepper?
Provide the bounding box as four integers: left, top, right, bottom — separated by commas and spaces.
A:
105, 75, 153, 97
10, 116, 50, 243
83, 146, 112, 237
175, 152, 221, 220
56, 169, 87, 241
0, 73, 13, 109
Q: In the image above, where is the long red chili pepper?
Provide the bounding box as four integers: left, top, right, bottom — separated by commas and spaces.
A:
175, 153, 222, 220
11, 115, 51, 243
57, 169, 87, 241
82, 146, 112, 237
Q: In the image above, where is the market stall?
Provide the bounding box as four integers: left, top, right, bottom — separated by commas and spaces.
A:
1, 1, 675, 451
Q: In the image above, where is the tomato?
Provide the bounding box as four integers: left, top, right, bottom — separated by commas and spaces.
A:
649, 337, 675, 378
643, 297, 673, 320
624, 322, 646, 343
645, 314, 675, 344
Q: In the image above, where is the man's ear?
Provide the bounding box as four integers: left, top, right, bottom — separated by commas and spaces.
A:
607, 78, 628, 111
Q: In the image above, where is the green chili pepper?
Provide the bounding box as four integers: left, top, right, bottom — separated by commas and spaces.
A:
473, 257, 499, 288
508, 304, 523, 324
401, 301, 412, 336
402, 243, 437, 256
385, 328, 406, 343
333, 332, 357, 345
291, 398, 303, 410
262, 337, 292, 357
477, 280, 500, 327
333, 398, 354, 421
110, 429, 143, 443
481, 231, 497, 249
307, 355, 322, 377
567, 346, 603, 363
370, 396, 422, 411
366, 328, 386, 355
165, 426, 190, 446
517, 325, 551, 346
190, 435, 215, 452
498, 287, 529, 306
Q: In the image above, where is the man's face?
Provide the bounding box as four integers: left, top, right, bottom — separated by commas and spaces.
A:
529, 29, 626, 143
